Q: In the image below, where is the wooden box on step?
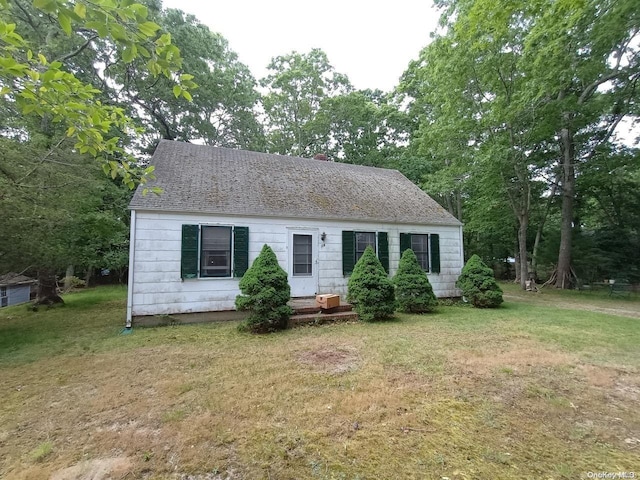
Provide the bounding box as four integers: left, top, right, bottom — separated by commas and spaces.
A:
316, 294, 340, 310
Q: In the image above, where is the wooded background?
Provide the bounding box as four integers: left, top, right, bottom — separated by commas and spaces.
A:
1, 0, 638, 299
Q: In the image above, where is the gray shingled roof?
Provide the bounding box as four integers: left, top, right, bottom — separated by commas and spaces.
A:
0, 272, 37, 286
129, 140, 462, 226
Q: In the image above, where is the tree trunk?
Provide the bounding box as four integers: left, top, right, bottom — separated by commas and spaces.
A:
531, 228, 542, 279
456, 190, 463, 222
444, 194, 455, 218
64, 265, 74, 291
518, 214, 529, 290
36, 269, 63, 305
555, 124, 575, 289
84, 268, 93, 288
532, 175, 559, 278
514, 244, 521, 284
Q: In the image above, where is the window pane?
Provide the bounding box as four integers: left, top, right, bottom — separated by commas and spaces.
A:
411, 234, 429, 271
355, 232, 376, 263
293, 234, 312, 276
201, 226, 232, 277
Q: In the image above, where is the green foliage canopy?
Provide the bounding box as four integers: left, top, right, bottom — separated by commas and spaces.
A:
0, 0, 195, 187
261, 48, 352, 157
107, 7, 263, 151
399, 0, 640, 287
0, 138, 131, 278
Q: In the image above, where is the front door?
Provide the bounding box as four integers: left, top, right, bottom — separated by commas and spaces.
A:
288, 230, 318, 297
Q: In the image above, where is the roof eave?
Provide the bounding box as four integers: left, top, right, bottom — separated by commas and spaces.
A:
128, 206, 463, 227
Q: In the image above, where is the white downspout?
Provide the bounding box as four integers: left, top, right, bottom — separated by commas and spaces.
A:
459, 224, 464, 267
125, 210, 136, 328
458, 224, 464, 296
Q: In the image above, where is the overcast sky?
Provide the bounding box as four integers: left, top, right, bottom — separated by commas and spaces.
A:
161, 0, 442, 92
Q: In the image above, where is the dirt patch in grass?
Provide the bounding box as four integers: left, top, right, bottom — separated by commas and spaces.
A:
295, 345, 359, 374
613, 374, 640, 402
451, 340, 577, 376
50, 457, 132, 480
578, 365, 640, 402
580, 364, 619, 388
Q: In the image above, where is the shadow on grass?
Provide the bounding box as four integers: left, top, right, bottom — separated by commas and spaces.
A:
0, 286, 127, 365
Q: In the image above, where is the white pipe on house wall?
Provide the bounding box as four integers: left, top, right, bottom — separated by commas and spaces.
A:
459, 224, 464, 285
125, 209, 137, 328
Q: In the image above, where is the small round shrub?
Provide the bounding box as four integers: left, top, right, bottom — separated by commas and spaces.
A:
235, 244, 293, 332
347, 246, 396, 321
456, 254, 503, 308
393, 249, 438, 313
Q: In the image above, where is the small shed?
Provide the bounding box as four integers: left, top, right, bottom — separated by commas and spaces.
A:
0, 273, 37, 307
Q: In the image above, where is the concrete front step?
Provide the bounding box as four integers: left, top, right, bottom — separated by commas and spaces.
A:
288, 310, 359, 327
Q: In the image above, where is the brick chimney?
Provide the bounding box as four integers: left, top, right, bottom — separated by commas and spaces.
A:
313, 153, 329, 161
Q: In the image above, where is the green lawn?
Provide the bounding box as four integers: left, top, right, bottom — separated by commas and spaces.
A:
0, 285, 639, 479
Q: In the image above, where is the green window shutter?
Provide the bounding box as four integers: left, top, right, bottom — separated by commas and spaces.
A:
378, 231, 389, 274
181, 224, 199, 279
399, 233, 411, 255
233, 226, 249, 277
342, 230, 355, 276
430, 233, 441, 273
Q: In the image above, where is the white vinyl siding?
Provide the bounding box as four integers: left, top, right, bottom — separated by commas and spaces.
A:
129, 211, 464, 320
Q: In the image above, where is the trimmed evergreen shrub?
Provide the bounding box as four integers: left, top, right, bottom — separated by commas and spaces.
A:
393, 249, 438, 313
456, 254, 504, 308
235, 244, 293, 333
347, 246, 396, 321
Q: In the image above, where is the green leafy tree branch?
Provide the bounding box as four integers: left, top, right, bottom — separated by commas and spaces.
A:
0, 0, 196, 188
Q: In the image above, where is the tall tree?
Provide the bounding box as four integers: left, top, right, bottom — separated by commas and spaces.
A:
261, 48, 351, 157
520, 0, 640, 287
0, 0, 193, 186
400, 2, 549, 289
107, 6, 263, 151
5, 0, 262, 155
0, 0, 190, 301
316, 89, 401, 166
0, 139, 131, 302
400, 0, 639, 288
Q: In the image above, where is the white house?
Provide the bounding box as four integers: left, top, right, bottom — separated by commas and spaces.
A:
126, 140, 463, 325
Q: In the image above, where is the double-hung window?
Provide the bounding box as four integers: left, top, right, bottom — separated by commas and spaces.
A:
200, 226, 232, 277
181, 224, 249, 279
342, 230, 389, 275
400, 233, 440, 273
355, 232, 376, 263
410, 234, 430, 271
